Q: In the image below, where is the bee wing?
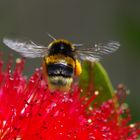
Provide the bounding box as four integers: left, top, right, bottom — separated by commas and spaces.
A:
3, 38, 48, 58
76, 41, 120, 62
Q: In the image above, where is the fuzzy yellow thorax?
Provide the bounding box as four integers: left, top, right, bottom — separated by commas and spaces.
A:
44, 54, 75, 68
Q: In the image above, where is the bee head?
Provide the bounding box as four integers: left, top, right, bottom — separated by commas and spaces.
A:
48, 40, 75, 58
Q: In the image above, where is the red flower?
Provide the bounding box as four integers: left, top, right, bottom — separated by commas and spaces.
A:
0, 56, 140, 140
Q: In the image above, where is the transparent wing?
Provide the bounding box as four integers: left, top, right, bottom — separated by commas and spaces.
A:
3, 38, 48, 58
76, 41, 120, 62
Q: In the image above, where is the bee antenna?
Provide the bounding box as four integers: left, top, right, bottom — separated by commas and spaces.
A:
47, 33, 56, 41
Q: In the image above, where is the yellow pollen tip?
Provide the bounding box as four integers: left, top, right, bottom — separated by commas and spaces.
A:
88, 119, 92, 123
94, 90, 99, 95
16, 58, 22, 63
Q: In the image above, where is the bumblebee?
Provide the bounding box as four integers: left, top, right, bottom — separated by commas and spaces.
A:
3, 37, 120, 91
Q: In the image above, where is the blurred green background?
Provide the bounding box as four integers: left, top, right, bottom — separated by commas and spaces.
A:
0, 0, 140, 121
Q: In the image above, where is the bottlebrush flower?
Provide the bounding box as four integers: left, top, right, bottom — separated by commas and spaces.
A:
0, 55, 140, 140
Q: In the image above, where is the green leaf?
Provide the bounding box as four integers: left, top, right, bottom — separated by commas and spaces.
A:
79, 61, 114, 104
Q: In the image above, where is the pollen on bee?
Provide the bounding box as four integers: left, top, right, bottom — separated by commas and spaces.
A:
75, 59, 82, 76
